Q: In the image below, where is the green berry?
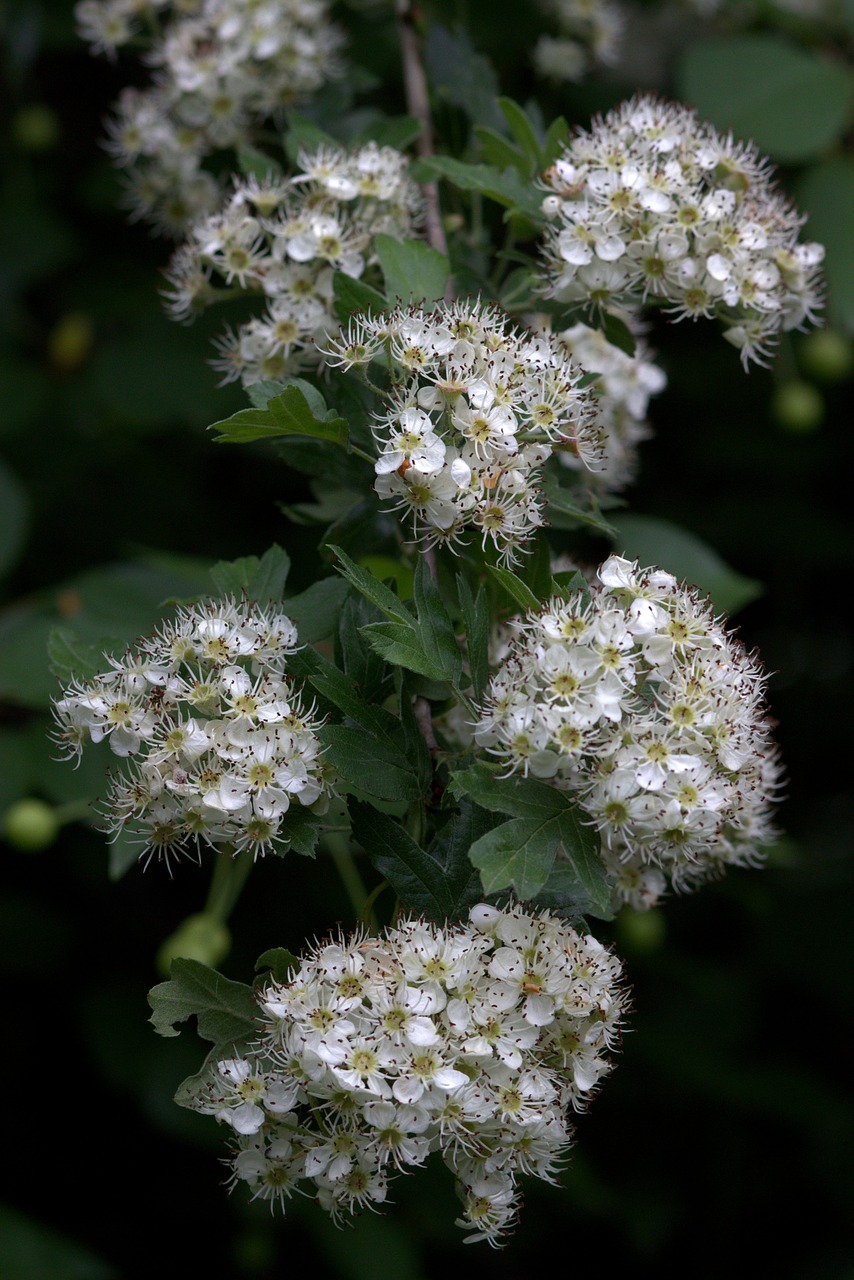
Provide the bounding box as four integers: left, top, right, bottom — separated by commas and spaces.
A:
771, 381, 824, 434
156, 914, 232, 975
799, 330, 854, 384
3, 799, 61, 852
615, 907, 666, 954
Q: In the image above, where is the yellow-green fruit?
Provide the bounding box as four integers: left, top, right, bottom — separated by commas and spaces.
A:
156, 914, 232, 975
799, 330, 854, 384
771, 380, 824, 434
3, 799, 61, 852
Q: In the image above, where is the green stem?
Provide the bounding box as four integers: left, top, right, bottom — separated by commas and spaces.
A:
324, 829, 369, 919
361, 878, 393, 931
203, 847, 254, 924
54, 799, 96, 825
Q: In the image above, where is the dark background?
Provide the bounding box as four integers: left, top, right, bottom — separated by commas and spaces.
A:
1, 1, 852, 1276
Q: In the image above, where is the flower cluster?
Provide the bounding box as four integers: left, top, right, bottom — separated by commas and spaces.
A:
539, 319, 666, 493
164, 144, 423, 385
52, 599, 330, 865
76, 0, 344, 234
187, 902, 626, 1245
537, 95, 824, 366
322, 299, 608, 563
474, 556, 781, 910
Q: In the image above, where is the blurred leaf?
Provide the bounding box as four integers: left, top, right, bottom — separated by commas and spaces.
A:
424, 25, 505, 132
374, 234, 449, 304
0, 610, 56, 708
797, 157, 854, 334
236, 143, 283, 180
609, 513, 764, 614
497, 97, 543, 168
47, 625, 114, 684
284, 113, 338, 165
677, 35, 854, 163
284, 576, 349, 642
0, 459, 28, 577
0, 1204, 118, 1280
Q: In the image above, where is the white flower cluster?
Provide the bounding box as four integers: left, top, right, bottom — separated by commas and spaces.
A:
538, 95, 824, 366
52, 599, 330, 865
542, 320, 666, 493
188, 901, 626, 1245
474, 555, 781, 910
533, 0, 625, 84
322, 299, 608, 564
76, 0, 344, 234
164, 144, 423, 385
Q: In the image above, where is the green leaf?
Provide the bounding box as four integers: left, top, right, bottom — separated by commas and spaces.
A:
255, 947, 300, 983
543, 115, 571, 166
467, 814, 562, 898
209, 544, 291, 603
330, 545, 414, 623
461, 783, 603, 902
424, 25, 505, 132
677, 35, 854, 164
333, 271, 389, 323
456, 573, 489, 700
374, 234, 449, 304
498, 97, 543, 167
210, 381, 348, 448
475, 126, 528, 175
320, 724, 423, 802
336, 592, 393, 704
287, 644, 405, 743
541, 473, 617, 536
450, 761, 570, 820
398, 672, 434, 796
361, 558, 463, 684
485, 563, 540, 613
352, 114, 422, 151
148, 957, 257, 1046
283, 576, 349, 642
609, 513, 763, 614
797, 158, 854, 333
535, 862, 615, 921
350, 800, 476, 917
236, 143, 283, 181
284, 113, 338, 165
417, 155, 545, 221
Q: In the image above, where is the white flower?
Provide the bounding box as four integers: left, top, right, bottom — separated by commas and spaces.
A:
538, 94, 825, 366
189, 904, 627, 1245
52, 598, 330, 867
474, 557, 782, 908
321, 299, 607, 565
